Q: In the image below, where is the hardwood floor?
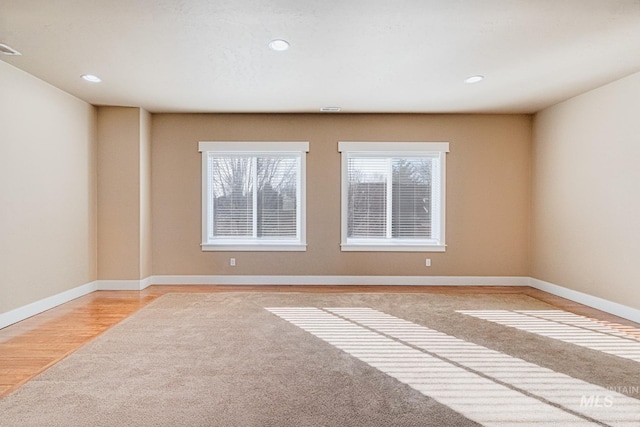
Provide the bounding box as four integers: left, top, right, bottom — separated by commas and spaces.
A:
1, 285, 638, 398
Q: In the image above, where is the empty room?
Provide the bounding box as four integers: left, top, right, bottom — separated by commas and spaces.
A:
1, 1, 639, 425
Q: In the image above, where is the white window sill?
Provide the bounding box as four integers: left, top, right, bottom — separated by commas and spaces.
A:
341, 243, 446, 252
202, 243, 307, 252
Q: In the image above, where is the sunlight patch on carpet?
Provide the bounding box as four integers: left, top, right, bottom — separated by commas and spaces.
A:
514, 310, 640, 341
267, 307, 613, 427
328, 307, 640, 427
457, 310, 640, 363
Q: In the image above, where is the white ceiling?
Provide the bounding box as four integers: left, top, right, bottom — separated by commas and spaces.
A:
2, 0, 640, 114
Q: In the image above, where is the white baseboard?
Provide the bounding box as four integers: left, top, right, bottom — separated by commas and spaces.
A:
93, 275, 529, 289
3, 276, 638, 331
96, 277, 153, 291
0, 281, 97, 330
150, 275, 530, 286
86, 275, 640, 323
97, 280, 143, 291
528, 278, 640, 323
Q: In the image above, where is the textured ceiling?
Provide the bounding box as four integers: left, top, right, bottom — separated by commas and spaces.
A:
1, 0, 640, 113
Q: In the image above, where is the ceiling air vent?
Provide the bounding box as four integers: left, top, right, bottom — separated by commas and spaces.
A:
0, 43, 21, 56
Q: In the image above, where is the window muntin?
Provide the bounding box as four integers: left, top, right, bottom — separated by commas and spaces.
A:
339, 142, 448, 252
199, 142, 308, 251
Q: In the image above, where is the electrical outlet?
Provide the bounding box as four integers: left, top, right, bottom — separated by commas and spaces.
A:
230, 258, 236, 267
425, 258, 431, 267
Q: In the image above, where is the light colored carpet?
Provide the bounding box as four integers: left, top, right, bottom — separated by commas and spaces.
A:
0, 292, 638, 426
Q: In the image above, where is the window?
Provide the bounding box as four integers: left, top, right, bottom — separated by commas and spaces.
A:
199, 141, 309, 251
339, 142, 448, 251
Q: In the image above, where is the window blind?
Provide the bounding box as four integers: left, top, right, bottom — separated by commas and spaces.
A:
347, 157, 388, 238
208, 154, 299, 240
347, 156, 435, 240
256, 157, 298, 238
391, 158, 432, 239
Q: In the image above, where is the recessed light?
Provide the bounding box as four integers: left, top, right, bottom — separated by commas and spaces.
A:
464, 75, 484, 84
320, 107, 341, 112
269, 39, 290, 51
0, 43, 21, 56
81, 74, 102, 83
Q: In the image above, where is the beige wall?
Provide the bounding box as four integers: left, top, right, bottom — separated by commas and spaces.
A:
0, 61, 97, 314
97, 107, 141, 280
532, 72, 640, 310
140, 109, 153, 279
152, 114, 531, 277
97, 107, 152, 280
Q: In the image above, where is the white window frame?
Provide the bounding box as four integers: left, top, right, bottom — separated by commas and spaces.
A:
338, 141, 449, 252
199, 141, 309, 251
